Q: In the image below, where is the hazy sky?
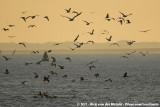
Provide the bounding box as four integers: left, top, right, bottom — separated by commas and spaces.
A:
0, 0, 160, 43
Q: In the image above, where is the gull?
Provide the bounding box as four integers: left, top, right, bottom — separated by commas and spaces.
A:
94, 73, 99, 78
51, 57, 56, 62
2, 28, 9, 31
124, 51, 136, 55
25, 62, 33, 65
12, 50, 16, 55
8, 36, 15, 38
74, 35, 79, 42
20, 17, 27, 22
2, 56, 11, 61
105, 13, 115, 21
58, 65, 64, 69
50, 71, 57, 76
119, 11, 132, 17
139, 51, 149, 56
44, 16, 49, 21
18, 42, 26, 47
88, 29, 94, 35
104, 79, 112, 82
28, 15, 39, 19
61, 12, 82, 21
123, 72, 129, 78
8, 25, 15, 27
33, 72, 38, 78
106, 36, 112, 41
65, 57, 71, 62
53, 43, 62, 46
89, 65, 96, 71
83, 20, 93, 25
86, 41, 94, 44
68, 47, 76, 51
65, 8, 71, 13
126, 20, 131, 24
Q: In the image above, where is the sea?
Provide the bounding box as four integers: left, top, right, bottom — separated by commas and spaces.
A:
0, 54, 160, 107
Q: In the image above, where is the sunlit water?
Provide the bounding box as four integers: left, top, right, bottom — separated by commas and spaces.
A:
0, 54, 160, 107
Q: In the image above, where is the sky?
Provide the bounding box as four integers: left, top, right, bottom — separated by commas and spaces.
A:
0, 0, 160, 43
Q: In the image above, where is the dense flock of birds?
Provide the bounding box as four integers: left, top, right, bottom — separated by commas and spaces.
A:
1, 8, 151, 99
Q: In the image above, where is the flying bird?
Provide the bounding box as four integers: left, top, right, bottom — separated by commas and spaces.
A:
61, 12, 82, 21
27, 15, 39, 19
94, 73, 99, 78
48, 50, 52, 53
110, 43, 119, 46
68, 47, 76, 51
2, 28, 9, 31
25, 62, 33, 65
104, 79, 112, 82
105, 13, 115, 21
53, 43, 62, 46
86, 41, 94, 44
65, 8, 71, 13
50, 71, 57, 76
22, 81, 27, 85
74, 35, 79, 42
106, 36, 112, 41
124, 51, 136, 55
12, 50, 16, 55
2, 56, 11, 61
83, 20, 93, 25
44, 16, 49, 21
8, 25, 15, 27
18, 42, 26, 47
58, 65, 64, 69
126, 20, 131, 24
5, 69, 9, 74
36, 61, 42, 65
22, 11, 28, 14
51, 57, 56, 62
88, 29, 94, 35
126, 41, 135, 45
139, 51, 149, 56
20, 17, 27, 22
28, 25, 36, 28
121, 56, 129, 58
119, 11, 132, 17
123, 72, 129, 78
86, 59, 98, 66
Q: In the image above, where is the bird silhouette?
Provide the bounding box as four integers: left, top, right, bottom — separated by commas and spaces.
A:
48, 50, 52, 53
106, 36, 112, 41
50, 71, 57, 76
63, 75, 68, 78
50, 63, 56, 67
8, 25, 15, 27
25, 62, 33, 65
104, 79, 112, 82
86, 60, 98, 66
44, 16, 49, 21
58, 65, 64, 69
74, 35, 79, 42
12, 50, 16, 55
119, 11, 132, 17
94, 73, 99, 78
80, 77, 84, 81
36, 61, 42, 65
105, 13, 115, 21
86, 41, 94, 44
121, 56, 129, 58
20, 17, 28, 22
43, 75, 50, 83
28, 25, 36, 28
65, 57, 71, 62
139, 51, 149, 56
61, 12, 82, 21
53, 43, 62, 46
68, 47, 76, 51
124, 51, 136, 55
88, 29, 94, 35
110, 43, 119, 46
28, 15, 39, 19
2, 28, 9, 31
2, 56, 11, 61
126, 20, 131, 24
33, 72, 38, 78
123, 72, 129, 78
89, 65, 96, 71
22, 81, 26, 85
83, 20, 93, 25
5, 69, 9, 74
18, 42, 26, 47
126, 41, 135, 45
65, 8, 71, 13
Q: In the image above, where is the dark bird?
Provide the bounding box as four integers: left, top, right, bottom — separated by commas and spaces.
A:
36, 61, 42, 65
22, 81, 26, 85
119, 11, 132, 17
8, 25, 15, 27
63, 75, 68, 78
105, 13, 115, 21
123, 72, 129, 78
118, 19, 124, 25
80, 77, 84, 81
61, 12, 82, 21
88, 29, 94, 35
110, 43, 119, 46
2, 56, 11, 61
20, 17, 27, 22
94, 73, 99, 78
32, 51, 39, 54
121, 56, 129, 58
104, 79, 112, 82
28, 15, 39, 19
53, 43, 62, 46
83, 20, 93, 25
18, 42, 26, 47
2, 28, 9, 31
5, 69, 9, 74
68, 47, 76, 51
65, 57, 71, 62
28, 25, 36, 28
43, 75, 50, 83
50, 63, 56, 67
33, 72, 38, 78
106, 36, 112, 41
12, 49, 16, 55
48, 50, 52, 53
126, 19, 131, 24
44, 16, 49, 21
25, 62, 33, 65
8, 36, 15, 38
65, 8, 71, 13
126, 41, 135, 45
74, 35, 79, 42
89, 65, 96, 71
139, 51, 149, 56
139, 29, 151, 32
86, 41, 94, 44
124, 51, 136, 55
58, 65, 64, 69
51, 57, 56, 63
74, 43, 83, 48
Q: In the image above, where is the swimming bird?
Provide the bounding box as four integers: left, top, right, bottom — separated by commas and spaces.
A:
25, 62, 33, 65
83, 20, 93, 25
61, 12, 82, 21
119, 11, 132, 17
65, 57, 71, 62
106, 36, 112, 41
5, 69, 9, 74
2, 28, 9, 31
12, 49, 16, 55
126, 41, 136, 45
123, 72, 129, 78
18, 42, 26, 47
94, 73, 99, 78
139, 51, 149, 56
36, 61, 42, 65
88, 29, 94, 35
80, 77, 84, 81
89, 65, 96, 71
28, 25, 36, 28
65, 8, 71, 13
104, 79, 112, 82
2, 56, 11, 61
8, 36, 15, 38
44, 16, 49, 21
58, 65, 64, 69
74, 35, 79, 42
33, 72, 38, 78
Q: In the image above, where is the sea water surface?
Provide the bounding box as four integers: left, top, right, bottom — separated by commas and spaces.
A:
0, 54, 160, 107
